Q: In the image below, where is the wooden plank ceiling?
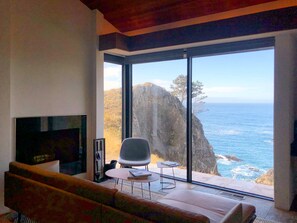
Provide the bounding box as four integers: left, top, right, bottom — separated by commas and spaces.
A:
81, 0, 277, 32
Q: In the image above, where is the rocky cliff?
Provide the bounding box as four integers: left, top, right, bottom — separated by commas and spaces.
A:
133, 83, 218, 175
255, 169, 274, 185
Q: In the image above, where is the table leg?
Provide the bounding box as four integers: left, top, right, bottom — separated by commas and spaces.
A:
172, 167, 176, 187
121, 179, 123, 191
149, 182, 151, 200
160, 167, 163, 187
114, 178, 117, 188
131, 181, 134, 194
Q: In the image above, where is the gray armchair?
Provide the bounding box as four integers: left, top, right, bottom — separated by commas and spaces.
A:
118, 137, 151, 170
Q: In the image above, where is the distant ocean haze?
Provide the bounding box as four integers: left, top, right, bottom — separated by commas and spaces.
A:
196, 103, 273, 182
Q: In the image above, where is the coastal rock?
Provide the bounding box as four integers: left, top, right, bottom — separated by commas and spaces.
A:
255, 169, 274, 185
225, 155, 242, 162
133, 83, 219, 175
248, 167, 260, 172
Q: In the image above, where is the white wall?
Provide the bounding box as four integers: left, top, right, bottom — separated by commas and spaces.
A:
10, 0, 96, 117
0, 0, 12, 214
0, 0, 97, 214
274, 32, 297, 210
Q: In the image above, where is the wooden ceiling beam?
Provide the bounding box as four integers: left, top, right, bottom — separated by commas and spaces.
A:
99, 7, 297, 52
82, 0, 277, 32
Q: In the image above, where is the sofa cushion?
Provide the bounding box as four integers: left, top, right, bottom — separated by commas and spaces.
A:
158, 190, 255, 223
114, 191, 210, 223
9, 162, 117, 206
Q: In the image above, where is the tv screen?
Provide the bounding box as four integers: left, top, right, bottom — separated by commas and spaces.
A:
16, 115, 86, 175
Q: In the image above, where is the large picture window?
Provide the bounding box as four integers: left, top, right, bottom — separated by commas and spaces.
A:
104, 38, 274, 198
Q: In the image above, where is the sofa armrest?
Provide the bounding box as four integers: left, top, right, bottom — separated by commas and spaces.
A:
5, 172, 102, 223
220, 203, 242, 223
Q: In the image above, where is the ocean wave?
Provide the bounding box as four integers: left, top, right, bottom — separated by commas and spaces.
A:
216, 154, 242, 165
217, 129, 241, 136
257, 130, 273, 135
217, 157, 232, 165
231, 164, 265, 178
264, 139, 274, 145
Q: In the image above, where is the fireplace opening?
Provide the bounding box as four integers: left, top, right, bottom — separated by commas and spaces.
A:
15, 115, 86, 175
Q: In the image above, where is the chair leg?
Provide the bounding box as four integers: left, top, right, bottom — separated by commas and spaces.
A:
141, 183, 143, 198
17, 213, 21, 223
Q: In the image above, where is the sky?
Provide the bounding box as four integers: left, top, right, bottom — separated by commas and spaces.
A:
104, 49, 274, 103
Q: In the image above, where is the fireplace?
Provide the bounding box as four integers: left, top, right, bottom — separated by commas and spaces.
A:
15, 115, 87, 175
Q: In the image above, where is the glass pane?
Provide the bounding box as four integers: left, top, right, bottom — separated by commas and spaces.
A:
104, 62, 122, 163
132, 59, 187, 179
192, 49, 274, 197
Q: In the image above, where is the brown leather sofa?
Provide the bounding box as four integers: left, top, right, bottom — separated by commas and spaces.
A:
4, 162, 256, 223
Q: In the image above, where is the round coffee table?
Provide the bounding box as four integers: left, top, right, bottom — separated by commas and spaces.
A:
105, 168, 159, 199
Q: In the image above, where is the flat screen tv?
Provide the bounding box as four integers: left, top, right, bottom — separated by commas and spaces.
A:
16, 115, 87, 175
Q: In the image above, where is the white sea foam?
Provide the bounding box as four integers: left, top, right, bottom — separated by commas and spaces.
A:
260, 130, 273, 135
217, 129, 241, 136
216, 154, 243, 166
264, 139, 274, 145
217, 156, 232, 165
231, 164, 265, 179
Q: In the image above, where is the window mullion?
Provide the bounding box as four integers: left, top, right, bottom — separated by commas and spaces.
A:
187, 56, 193, 182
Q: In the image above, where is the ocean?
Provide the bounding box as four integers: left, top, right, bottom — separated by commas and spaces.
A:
196, 103, 273, 182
